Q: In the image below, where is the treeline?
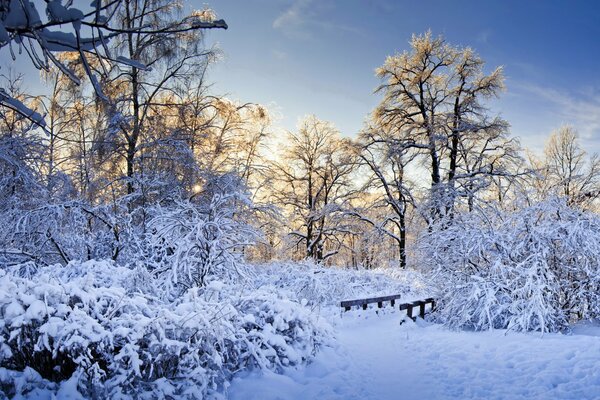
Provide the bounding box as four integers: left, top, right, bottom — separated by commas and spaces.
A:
1, 3, 599, 278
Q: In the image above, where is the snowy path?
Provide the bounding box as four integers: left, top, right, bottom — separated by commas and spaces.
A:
229, 312, 600, 400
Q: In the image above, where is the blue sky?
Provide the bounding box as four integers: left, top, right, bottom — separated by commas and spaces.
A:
200, 0, 600, 154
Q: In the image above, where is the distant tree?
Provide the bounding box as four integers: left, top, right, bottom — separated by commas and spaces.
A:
352, 123, 420, 268
271, 116, 356, 262
175, 91, 272, 188
542, 126, 600, 207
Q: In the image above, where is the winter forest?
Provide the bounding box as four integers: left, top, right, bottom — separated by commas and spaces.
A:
2, 1, 600, 399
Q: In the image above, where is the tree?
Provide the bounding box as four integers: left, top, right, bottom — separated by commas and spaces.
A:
352, 123, 420, 268
175, 91, 272, 188
542, 126, 600, 207
0, 1, 229, 267
0, 0, 226, 127
87, 1, 224, 196
271, 116, 356, 262
375, 31, 516, 222
0, 73, 46, 209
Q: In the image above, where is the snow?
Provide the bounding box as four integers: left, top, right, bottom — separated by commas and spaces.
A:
0, 260, 334, 398
0, 89, 46, 128
229, 312, 600, 400
3, 258, 600, 399
425, 198, 600, 333
115, 56, 149, 71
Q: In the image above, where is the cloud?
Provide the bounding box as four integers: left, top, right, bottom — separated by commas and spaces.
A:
516, 83, 600, 152
272, 49, 288, 60
272, 0, 363, 39
476, 29, 492, 44
273, 0, 313, 36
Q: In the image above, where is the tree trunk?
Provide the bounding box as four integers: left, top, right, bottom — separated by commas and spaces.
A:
399, 212, 407, 269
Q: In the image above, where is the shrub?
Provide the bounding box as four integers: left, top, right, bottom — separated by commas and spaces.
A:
424, 198, 600, 333
0, 260, 331, 399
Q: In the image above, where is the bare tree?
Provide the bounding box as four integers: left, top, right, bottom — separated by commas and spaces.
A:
535, 126, 600, 208
271, 116, 356, 262
351, 123, 420, 268
88, 1, 225, 196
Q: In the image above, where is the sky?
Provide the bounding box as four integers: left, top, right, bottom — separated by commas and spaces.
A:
196, 0, 600, 154
5, 1, 600, 154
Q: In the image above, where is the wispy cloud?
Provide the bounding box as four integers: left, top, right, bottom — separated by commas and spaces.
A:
272, 0, 363, 39
272, 0, 314, 39
517, 83, 600, 151
476, 29, 492, 44
273, 0, 312, 31
272, 49, 288, 60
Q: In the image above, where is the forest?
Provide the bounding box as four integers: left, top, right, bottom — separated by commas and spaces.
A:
1, 1, 600, 399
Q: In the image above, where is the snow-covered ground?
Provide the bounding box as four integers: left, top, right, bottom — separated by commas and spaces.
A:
229, 311, 600, 400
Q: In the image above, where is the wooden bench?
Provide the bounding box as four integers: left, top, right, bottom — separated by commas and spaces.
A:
340, 296, 435, 320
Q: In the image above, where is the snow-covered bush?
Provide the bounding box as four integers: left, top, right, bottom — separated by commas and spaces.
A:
248, 261, 428, 310
148, 176, 260, 293
0, 201, 121, 266
0, 260, 331, 399
424, 198, 600, 333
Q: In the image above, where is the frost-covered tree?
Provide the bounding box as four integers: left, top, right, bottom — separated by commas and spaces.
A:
175, 90, 272, 189
83, 1, 225, 197
0, 73, 46, 207
0, 1, 230, 267
375, 31, 518, 222
352, 123, 420, 268
271, 116, 356, 262
0, 0, 226, 127
539, 126, 600, 208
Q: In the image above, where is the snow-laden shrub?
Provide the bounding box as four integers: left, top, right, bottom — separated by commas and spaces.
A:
0, 260, 331, 399
424, 198, 600, 333
147, 179, 260, 293
248, 261, 428, 310
0, 201, 124, 267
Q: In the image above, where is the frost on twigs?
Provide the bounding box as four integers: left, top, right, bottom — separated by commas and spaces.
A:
249, 260, 428, 312
148, 174, 261, 294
